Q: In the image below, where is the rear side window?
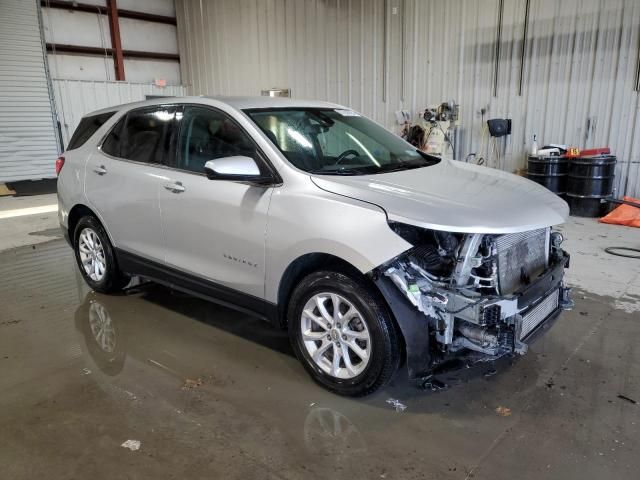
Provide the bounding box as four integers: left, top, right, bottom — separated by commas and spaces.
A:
101, 106, 178, 164
67, 112, 115, 150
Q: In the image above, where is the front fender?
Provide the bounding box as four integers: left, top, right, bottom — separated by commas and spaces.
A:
264, 181, 411, 303
374, 275, 432, 379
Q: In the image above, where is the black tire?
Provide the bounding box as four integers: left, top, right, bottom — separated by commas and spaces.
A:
288, 270, 401, 397
73, 215, 129, 294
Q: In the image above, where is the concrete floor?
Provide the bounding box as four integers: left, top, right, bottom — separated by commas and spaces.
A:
0, 193, 60, 250
0, 196, 639, 479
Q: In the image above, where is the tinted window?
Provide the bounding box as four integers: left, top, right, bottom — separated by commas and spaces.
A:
101, 117, 124, 158
101, 106, 178, 164
175, 106, 260, 174
67, 112, 115, 150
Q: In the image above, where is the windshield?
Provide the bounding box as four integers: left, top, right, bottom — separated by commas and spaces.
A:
245, 108, 440, 175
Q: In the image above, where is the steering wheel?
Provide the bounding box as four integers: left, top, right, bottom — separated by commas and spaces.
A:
334, 149, 360, 165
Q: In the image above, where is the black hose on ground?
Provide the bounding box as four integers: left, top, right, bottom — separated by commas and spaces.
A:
604, 247, 640, 259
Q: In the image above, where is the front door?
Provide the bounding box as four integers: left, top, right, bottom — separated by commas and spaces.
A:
158, 105, 274, 300
85, 105, 179, 261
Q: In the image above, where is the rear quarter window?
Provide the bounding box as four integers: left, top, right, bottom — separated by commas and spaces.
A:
67, 112, 116, 150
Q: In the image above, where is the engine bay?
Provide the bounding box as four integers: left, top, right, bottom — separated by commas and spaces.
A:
378, 222, 572, 369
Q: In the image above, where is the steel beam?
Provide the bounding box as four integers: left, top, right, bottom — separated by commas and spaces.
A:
106, 0, 125, 80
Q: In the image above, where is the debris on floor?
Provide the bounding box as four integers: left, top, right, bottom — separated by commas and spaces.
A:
183, 378, 203, 389
121, 439, 141, 451
416, 375, 448, 391
495, 406, 512, 417
617, 394, 637, 405
386, 398, 407, 412
483, 368, 498, 378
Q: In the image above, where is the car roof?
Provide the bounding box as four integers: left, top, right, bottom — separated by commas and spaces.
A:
86, 95, 345, 117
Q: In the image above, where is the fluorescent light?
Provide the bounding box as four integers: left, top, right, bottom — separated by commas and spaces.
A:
345, 132, 380, 166
287, 128, 313, 149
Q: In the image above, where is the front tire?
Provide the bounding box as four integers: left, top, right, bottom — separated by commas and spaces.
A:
288, 270, 400, 396
73, 216, 129, 293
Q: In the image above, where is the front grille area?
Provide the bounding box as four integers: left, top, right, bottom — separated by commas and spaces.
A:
520, 289, 559, 339
495, 228, 549, 294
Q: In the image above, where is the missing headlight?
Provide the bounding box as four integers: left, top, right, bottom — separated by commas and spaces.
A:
388, 222, 461, 279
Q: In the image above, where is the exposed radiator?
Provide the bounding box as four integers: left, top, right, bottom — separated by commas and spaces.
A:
520, 289, 559, 339
495, 228, 549, 294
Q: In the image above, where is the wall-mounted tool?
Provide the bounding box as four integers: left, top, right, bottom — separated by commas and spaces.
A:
487, 118, 511, 137
422, 100, 459, 157
395, 110, 411, 125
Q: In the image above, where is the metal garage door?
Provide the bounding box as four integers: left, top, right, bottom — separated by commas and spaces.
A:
0, 0, 59, 183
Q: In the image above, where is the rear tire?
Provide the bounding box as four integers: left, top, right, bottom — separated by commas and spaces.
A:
288, 270, 400, 396
73, 216, 129, 294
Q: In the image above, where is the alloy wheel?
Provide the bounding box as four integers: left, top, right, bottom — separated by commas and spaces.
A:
300, 292, 371, 379
78, 227, 106, 282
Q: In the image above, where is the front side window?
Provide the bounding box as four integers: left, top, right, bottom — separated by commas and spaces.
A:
101, 106, 178, 164
245, 108, 440, 175
174, 106, 261, 174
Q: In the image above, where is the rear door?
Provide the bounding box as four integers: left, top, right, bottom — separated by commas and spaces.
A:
85, 105, 179, 261
158, 105, 274, 300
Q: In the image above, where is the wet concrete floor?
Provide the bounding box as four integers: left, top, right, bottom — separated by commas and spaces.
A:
1, 239, 639, 479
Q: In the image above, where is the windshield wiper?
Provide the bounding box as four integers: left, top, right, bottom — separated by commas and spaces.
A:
310, 166, 378, 175
377, 160, 429, 173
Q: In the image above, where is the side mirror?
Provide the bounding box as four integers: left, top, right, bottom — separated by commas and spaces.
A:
203, 156, 273, 185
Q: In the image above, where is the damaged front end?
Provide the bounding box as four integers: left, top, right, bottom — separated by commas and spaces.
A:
373, 222, 572, 380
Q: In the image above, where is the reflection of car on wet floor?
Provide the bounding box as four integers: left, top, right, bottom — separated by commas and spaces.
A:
73, 290, 369, 462
74, 287, 291, 381
60, 96, 572, 396
71, 288, 550, 470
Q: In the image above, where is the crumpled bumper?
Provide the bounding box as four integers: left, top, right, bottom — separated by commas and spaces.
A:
373, 251, 571, 380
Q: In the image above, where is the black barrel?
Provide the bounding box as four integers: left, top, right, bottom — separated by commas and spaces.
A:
526, 155, 569, 196
566, 155, 616, 217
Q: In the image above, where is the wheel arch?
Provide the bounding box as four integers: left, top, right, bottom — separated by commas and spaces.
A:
67, 204, 114, 247
275, 252, 407, 365
277, 253, 360, 327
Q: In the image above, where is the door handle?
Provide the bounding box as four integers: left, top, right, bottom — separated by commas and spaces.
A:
93, 165, 107, 176
164, 181, 185, 193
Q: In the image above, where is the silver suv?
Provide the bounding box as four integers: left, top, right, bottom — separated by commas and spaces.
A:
57, 96, 572, 396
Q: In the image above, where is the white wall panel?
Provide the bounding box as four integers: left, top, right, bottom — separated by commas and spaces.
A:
48, 53, 115, 81
42, 8, 111, 48
52, 79, 186, 147
176, 0, 640, 197
123, 58, 181, 84
119, 18, 179, 54
118, 0, 175, 17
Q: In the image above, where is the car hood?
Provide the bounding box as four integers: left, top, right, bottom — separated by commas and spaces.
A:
311, 159, 569, 234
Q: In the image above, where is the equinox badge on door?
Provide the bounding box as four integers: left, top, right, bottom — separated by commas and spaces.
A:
223, 253, 258, 268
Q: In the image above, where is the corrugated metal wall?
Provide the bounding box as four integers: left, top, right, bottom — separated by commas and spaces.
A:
176, 0, 640, 197
52, 79, 186, 148
0, 0, 60, 183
